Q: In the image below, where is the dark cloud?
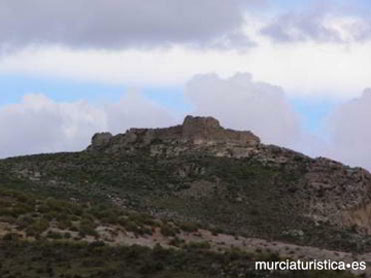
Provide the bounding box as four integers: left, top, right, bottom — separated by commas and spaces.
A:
260, 12, 342, 43
260, 2, 371, 44
0, 0, 255, 50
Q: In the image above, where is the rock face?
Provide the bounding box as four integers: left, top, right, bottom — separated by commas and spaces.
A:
181, 116, 258, 143
88, 115, 260, 152
91, 132, 113, 148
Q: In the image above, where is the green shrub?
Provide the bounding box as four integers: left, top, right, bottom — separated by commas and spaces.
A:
129, 212, 156, 226
160, 224, 178, 237
169, 236, 185, 247
64, 232, 72, 239
16, 215, 34, 230
25, 218, 49, 236
78, 219, 97, 237
180, 222, 199, 233
2, 232, 22, 241
57, 219, 73, 230
47, 231, 63, 239
186, 241, 211, 249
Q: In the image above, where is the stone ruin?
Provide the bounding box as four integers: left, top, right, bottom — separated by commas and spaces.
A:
88, 115, 260, 151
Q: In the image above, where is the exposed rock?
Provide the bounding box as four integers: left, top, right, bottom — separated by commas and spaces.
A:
88, 115, 260, 152
91, 132, 113, 149
181, 115, 258, 143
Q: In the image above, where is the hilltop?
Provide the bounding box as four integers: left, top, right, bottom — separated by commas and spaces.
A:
86, 115, 371, 240
0, 115, 370, 277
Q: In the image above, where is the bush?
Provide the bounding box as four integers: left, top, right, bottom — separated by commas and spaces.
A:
180, 222, 199, 233
169, 236, 185, 247
2, 232, 22, 241
16, 215, 34, 230
160, 224, 178, 237
47, 231, 63, 239
78, 219, 97, 237
186, 241, 211, 249
57, 219, 73, 230
25, 218, 49, 236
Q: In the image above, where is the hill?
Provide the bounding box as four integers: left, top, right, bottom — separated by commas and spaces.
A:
0, 115, 370, 277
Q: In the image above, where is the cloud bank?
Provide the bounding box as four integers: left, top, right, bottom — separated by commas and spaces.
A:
260, 2, 371, 44
0, 73, 302, 157
325, 89, 371, 168
185, 73, 302, 147
0, 0, 255, 51
0, 92, 174, 158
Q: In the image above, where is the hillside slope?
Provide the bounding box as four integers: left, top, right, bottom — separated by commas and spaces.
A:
0, 115, 370, 277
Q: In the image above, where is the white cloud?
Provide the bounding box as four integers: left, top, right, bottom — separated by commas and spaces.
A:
0, 92, 174, 158
105, 90, 176, 134
0, 73, 304, 158
0, 94, 104, 157
185, 73, 301, 147
325, 89, 371, 169
0, 1, 369, 100
1, 33, 371, 99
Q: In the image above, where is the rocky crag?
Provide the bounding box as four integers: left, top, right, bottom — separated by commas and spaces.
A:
88, 115, 371, 236
88, 115, 260, 152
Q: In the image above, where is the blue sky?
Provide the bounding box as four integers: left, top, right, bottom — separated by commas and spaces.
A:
289, 97, 343, 133
0, 0, 371, 170
0, 73, 191, 116
0, 74, 124, 105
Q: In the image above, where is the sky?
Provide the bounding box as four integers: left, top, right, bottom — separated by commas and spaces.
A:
1, 0, 371, 170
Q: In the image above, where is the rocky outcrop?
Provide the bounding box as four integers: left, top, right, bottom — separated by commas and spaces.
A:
181, 116, 259, 143
88, 115, 260, 152
86, 115, 371, 235
302, 157, 371, 229
91, 132, 113, 148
